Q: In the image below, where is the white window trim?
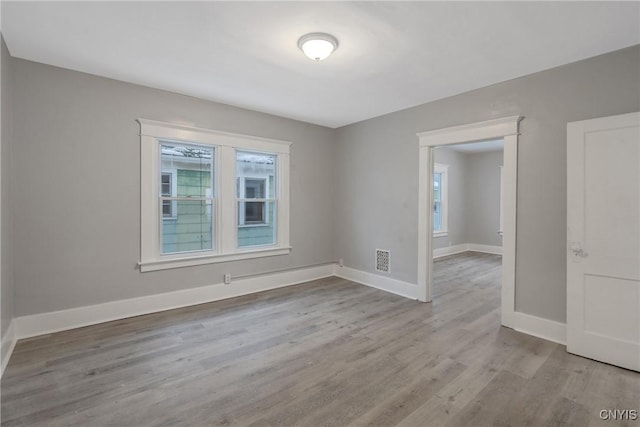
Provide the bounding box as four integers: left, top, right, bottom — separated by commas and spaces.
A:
138, 119, 291, 272
433, 163, 448, 237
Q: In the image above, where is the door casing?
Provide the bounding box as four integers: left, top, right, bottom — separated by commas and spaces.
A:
417, 116, 522, 328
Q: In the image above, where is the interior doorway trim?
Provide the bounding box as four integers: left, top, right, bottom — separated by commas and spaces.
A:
417, 116, 523, 328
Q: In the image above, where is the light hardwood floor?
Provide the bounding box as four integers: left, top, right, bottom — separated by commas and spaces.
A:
2, 252, 639, 426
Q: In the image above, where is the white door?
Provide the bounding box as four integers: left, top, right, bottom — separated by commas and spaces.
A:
567, 112, 640, 371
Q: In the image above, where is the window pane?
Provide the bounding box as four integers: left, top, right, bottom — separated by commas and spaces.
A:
238, 201, 276, 247
236, 150, 277, 248
244, 201, 265, 223
434, 201, 442, 231
161, 173, 172, 196
177, 169, 212, 197
162, 201, 172, 217
162, 200, 213, 254
161, 173, 173, 217
161, 143, 213, 197
433, 171, 443, 232
433, 172, 442, 202
236, 151, 276, 198
160, 142, 214, 254
245, 178, 266, 199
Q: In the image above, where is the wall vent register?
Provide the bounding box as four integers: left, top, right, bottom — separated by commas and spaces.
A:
375, 249, 391, 273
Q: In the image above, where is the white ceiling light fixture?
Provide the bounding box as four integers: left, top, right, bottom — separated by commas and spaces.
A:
298, 33, 339, 62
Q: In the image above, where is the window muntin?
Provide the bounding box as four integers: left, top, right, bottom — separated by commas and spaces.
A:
159, 142, 214, 255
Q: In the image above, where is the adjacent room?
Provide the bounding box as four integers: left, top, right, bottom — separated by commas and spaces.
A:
431, 141, 504, 310
0, 2, 639, 426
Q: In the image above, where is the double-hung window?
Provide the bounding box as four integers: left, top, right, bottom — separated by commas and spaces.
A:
433, 163, 448, 237
139, 119, 291, 272
236, 151, 278, 247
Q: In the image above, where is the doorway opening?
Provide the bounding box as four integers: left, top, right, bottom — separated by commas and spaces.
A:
417, 116, 522, 328
431, 140, 504, 312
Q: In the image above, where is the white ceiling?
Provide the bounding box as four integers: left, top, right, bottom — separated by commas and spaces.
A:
2, 2, 639, 128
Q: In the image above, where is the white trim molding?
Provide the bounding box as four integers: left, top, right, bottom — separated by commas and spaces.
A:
334, 265, 418, 300
1, 320, 17, 376
514, 312, 567, 345
434, 244, 502, 259
417, 116, 521, 146
14, 265, 333, 340
138, 119, 292, 272
418, 116, 522, 329
467, 244, 502, 255
433, 244, 468, 259
139, 247, 292, 272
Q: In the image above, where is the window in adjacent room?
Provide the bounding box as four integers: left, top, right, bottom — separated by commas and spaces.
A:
433, 163, 448, 237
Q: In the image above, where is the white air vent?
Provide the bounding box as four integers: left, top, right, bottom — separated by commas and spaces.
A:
375, 249, 390, 273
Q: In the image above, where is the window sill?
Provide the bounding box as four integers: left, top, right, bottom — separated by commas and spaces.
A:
433, 231, 448, 238
139, 246, 291, 272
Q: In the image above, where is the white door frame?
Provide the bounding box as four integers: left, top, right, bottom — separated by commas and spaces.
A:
417, 116, 523, 328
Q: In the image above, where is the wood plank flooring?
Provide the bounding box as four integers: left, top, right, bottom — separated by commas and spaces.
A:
2, 252, 639, 426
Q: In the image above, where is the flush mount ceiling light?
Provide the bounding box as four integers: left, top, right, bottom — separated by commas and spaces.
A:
297, 33, 338, 61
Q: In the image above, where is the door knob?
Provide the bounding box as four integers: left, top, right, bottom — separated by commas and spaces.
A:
569, 242, 588, 258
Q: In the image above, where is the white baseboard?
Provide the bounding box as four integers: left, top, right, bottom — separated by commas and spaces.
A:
14, 264, 334, 340
513, 312, 566, 345
467, 243, 502, 255
334, 265, 418, 300
1, 320, 17, 377
7, 260, 566, 373
434, 243, 502, 259
433, 244, 468, 259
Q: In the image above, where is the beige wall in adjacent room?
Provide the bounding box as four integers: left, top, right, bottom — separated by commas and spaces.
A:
464, 150, 503, 248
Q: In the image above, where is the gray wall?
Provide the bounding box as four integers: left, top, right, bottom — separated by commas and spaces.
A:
433, 148, 503, 249
465, 150, 503, 247
335, 45, 640, 323
1, 35, 14, 339
6, 44, 640, 326
433, 147, 503, 249
11, 58, 336, 316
